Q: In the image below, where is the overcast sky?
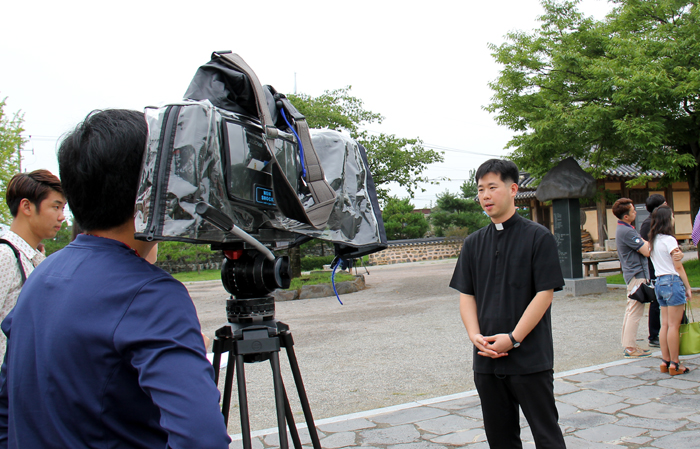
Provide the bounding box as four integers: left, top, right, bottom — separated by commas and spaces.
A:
1, 0, 613, 210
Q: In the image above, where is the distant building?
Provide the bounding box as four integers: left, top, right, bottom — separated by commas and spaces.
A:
515, 166, 693, 248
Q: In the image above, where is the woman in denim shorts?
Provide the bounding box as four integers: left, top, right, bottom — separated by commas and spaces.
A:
649, 205, 692, 375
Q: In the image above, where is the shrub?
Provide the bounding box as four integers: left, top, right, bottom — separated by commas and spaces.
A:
300, 255, 335, 271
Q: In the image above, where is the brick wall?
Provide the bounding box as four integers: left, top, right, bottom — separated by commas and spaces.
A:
368, 239, 463, 265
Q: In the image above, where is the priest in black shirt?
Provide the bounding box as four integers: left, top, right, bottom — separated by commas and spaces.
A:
450, 159, 566, 448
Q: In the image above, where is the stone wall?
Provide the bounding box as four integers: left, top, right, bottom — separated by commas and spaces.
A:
368, 238, 463, 265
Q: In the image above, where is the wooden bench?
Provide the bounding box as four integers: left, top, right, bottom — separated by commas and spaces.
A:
582, 258, 621, 277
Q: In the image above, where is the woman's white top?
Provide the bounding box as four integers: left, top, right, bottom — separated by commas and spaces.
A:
650, 234, 680, 277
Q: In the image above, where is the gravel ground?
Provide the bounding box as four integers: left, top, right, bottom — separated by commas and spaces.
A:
187, 257, 698, 435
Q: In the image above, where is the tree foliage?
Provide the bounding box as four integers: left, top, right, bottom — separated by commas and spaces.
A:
0, 97, 25, 224
381, 197, 430, 240
287, 86, 444, 202
486, 0, 700, 214
430, 172, 491, 237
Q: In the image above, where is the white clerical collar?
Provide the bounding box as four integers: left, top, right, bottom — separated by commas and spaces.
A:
495, 223, 504, 231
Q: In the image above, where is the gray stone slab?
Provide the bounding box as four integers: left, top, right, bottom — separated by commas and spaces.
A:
658, 393, 700, 409
686, 413, 700, 423
602, 364, 649, 376
637, 369, 675, 381
415, 414, 482, 434
319, 431, 356, 449
262, 427, 322, 447
623, 401, 697, 420
556, 401, 579, 417
430, 429, 487, 445
454, 406, 483, 420
615, 416, 687, 431
554, 379, 580, 395
229, 437, 264, 449
574, 423, 646, 442
559, 411, 618, 429
557, 390, 624, 409
651, 430, 700, 448
566, 372, 607, 383
649, 430, 672, 438
371, 407, 448, 425
560, 277, 607, 296
581, 376, 645, 392
617, 385, 675, 399
564, 435, 621, 449
387, 442, 446, 449
624, 397, 652, 405
360, 424, 420, 445
596, 402, 631, 414
625, 436, 653, 445
318, 418, 376, 433
429, 395, 481, 410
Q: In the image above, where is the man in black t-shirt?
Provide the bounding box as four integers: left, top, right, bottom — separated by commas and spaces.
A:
450, 159, 566, 448
639, 194, 666, 347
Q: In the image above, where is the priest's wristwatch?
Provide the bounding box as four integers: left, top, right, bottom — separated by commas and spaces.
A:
508, 332, 520, 348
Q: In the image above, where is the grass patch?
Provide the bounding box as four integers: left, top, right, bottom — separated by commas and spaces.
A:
606, 259, 700, 287
172, 269, 356, 290
172, 269, 221, 283
288, 271, 356, 290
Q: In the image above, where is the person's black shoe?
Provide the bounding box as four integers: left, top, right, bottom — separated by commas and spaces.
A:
649, 338, 660, 348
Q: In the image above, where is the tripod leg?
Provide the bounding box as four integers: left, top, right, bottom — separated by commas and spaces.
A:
236, 354, 253, 449
220, 353, 235, 427
280, 382, 303, 449
280, 332, 321, 449
270, 352, 289, 449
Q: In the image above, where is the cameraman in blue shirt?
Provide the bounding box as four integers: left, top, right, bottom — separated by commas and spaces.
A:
0, 110, 231, 449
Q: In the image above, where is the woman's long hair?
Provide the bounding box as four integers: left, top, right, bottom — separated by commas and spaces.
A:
649, 205, 676, 251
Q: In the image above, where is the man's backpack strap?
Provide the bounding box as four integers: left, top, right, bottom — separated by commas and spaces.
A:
212, 51, 336, 229
0, 239, 27, 285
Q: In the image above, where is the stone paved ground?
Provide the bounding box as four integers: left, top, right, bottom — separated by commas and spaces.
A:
185, 257, 700, 447
230, 354, 700, 448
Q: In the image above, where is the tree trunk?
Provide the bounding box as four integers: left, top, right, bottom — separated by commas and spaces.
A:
288, 246, 302, 279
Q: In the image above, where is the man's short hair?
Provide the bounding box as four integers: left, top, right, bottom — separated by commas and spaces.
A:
612, 198, 634, 220
6, 169, 63, 217
646, 194, 666, 213
475, 159, 519, 186
58, 109, 147, 231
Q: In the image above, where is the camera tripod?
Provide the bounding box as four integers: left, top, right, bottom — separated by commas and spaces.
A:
210, 249, 321, 449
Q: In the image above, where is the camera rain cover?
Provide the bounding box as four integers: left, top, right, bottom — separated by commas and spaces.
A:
135, 53, 387, 258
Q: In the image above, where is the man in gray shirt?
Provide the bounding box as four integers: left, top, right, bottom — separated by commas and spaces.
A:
613, 198, 652, 358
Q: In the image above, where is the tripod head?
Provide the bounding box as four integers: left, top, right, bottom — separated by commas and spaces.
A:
220, 248, 291, 325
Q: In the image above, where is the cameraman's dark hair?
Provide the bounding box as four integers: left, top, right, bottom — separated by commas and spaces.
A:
612, 198, 634, 220
58, 109, 147, 232
475, 159, 519, 185
6, 169, 63, 217
646, 194, 666, 213
649, 205, 675, 249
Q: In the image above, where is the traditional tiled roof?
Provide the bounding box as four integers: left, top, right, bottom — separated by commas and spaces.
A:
602, 165, 665, 178
515, 164, 666, 201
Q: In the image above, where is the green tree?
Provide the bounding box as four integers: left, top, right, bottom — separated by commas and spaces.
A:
0, 97, 25, 224
381, 197, 429, 240
486, 0, 700, 215
287, 86, 444, 202
430, 171, 491, 237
